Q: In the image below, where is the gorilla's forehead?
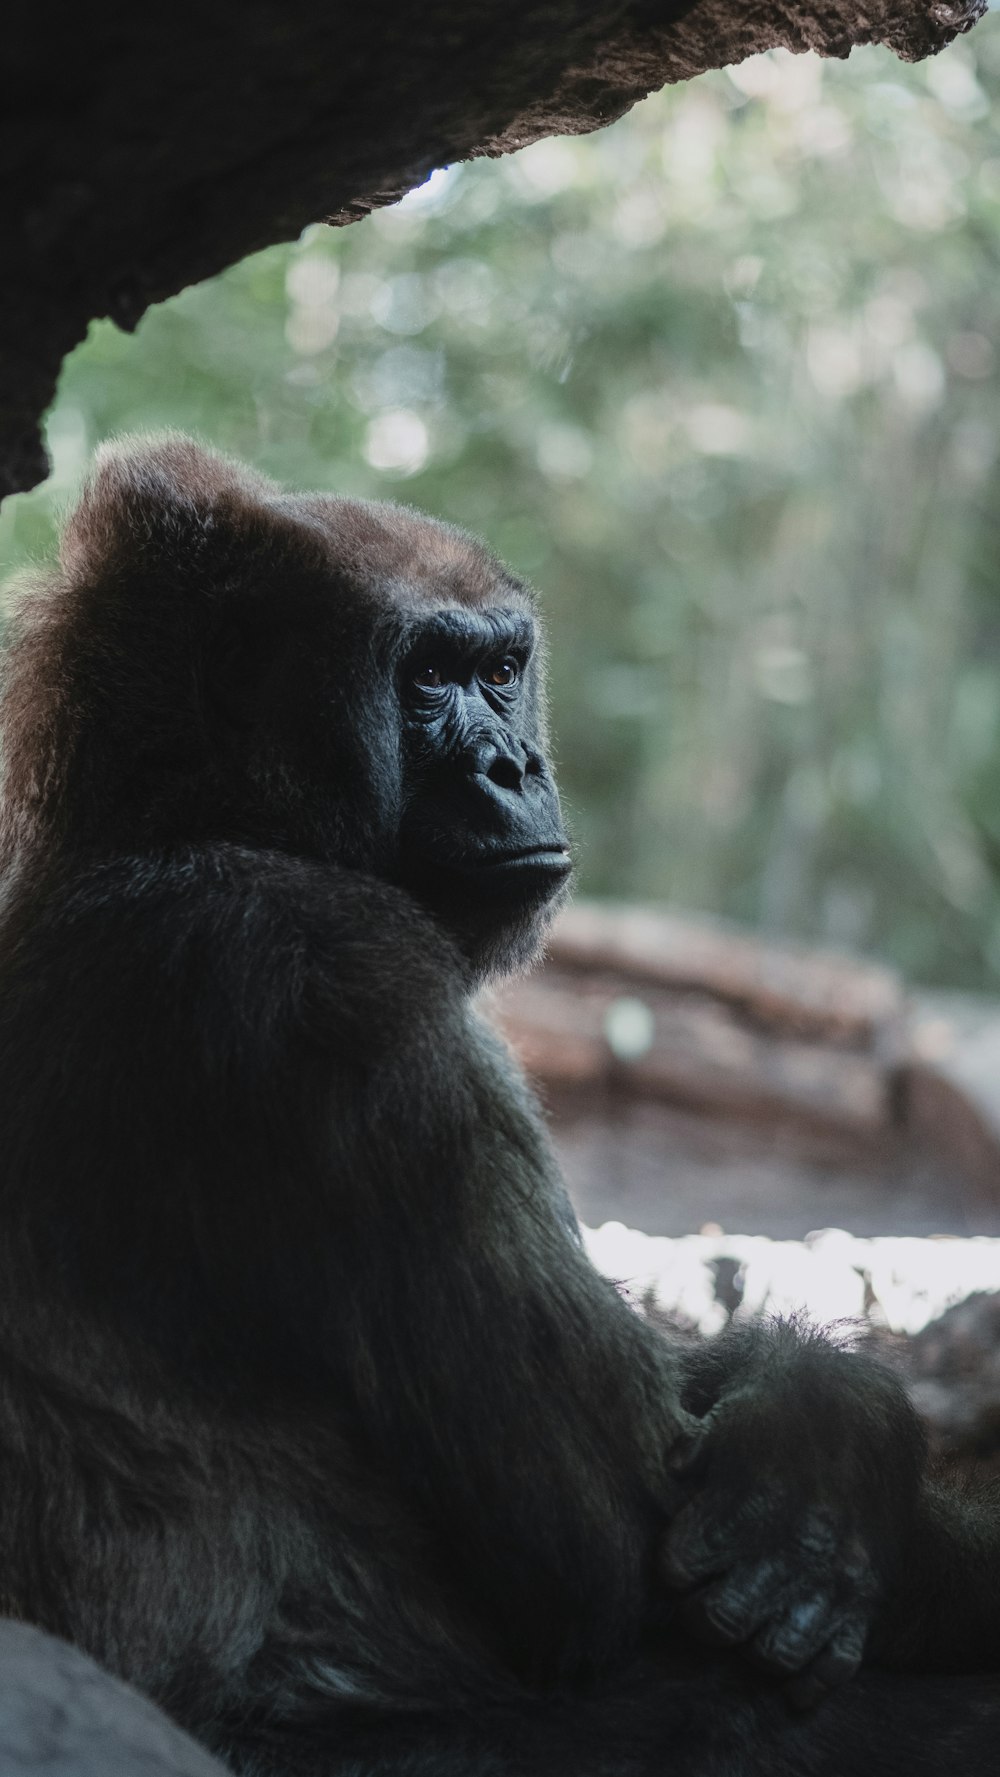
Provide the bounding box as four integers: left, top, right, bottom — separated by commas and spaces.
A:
288, 493, 532, 614
401, 604, 535, 654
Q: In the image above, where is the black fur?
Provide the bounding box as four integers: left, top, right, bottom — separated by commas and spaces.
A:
0, 435, 998, 1776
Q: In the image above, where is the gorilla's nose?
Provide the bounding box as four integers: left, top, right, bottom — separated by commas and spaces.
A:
465, 733, 531, 793
484, 748, 526, 792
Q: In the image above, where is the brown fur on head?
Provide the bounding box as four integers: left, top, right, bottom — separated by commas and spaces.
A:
0, 433, 533, 876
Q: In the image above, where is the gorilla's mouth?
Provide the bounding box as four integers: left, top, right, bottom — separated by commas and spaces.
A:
467, 845, 572, 880
396, 838, 572, 898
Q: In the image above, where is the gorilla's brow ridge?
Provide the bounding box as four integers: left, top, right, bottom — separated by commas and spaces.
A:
403, 606, 535, 661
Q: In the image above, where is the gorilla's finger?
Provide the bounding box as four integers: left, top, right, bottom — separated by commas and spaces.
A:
749, 1591, 837, 1676
784, 1622, 867, 1710
680, 1555, 789, 1645
661, 1500, 747, 1585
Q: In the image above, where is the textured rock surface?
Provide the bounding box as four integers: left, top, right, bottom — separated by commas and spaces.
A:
5, 0, 986, 498
0, 1621, 225, 1775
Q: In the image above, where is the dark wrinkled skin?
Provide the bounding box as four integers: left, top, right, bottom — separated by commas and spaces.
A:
0, 436, 999, 1777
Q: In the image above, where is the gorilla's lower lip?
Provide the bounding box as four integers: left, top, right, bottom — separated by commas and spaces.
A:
470, 847, 572, 877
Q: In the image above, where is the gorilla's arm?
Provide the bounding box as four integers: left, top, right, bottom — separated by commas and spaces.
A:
866, 1479, 1000, 1672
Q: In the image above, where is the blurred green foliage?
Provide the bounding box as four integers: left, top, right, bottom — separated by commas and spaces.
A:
6, 21, 1000, 987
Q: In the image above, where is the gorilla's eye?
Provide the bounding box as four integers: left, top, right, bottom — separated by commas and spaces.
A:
412, 664, 443, 689
485, 659, 518, 689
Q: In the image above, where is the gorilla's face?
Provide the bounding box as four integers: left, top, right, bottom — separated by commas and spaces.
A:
394, 602, 572, 976
0, 434, 571, 979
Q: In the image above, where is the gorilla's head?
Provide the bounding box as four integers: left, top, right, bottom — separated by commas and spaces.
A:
0, 436, 572, 978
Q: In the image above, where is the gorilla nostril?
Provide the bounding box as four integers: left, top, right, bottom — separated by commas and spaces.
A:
525, 753, 543, 778
486, 755, 524, 792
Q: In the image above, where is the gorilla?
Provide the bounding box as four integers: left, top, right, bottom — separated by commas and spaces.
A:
0, 435, 998, 1777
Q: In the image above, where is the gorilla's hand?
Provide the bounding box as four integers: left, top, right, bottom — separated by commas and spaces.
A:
659, 1335, 924, 1708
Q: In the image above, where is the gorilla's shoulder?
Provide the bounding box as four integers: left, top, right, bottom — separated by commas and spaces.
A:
1, 844, 467, 1066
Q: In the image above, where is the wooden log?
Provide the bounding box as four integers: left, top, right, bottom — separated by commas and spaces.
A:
496, 904, 1000, 1187
495, 902, 907, 1138
547, 902, 904, 1048
496, 967, 893, 1134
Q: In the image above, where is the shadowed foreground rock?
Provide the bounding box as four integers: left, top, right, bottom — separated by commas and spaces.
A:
5, 0, 986, 498
0, 1621, 225, 1775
